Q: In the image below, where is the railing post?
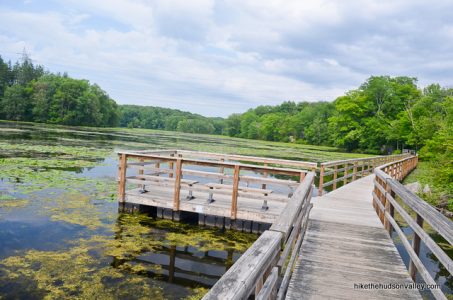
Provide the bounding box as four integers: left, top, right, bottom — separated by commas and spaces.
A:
299, 171, 306, 182
173, 158, 183, 211
352, 161, 358, 181
384, 179, 394, 234
333, 165, 338, 190
169, 153, 175, 178
318, 165, 325, 196
155, 161, 161, 176
378, 178, 385, 223
361, 160, 365, 176
118, 154, 127, 203
409, 214, 424, 280
343, 163, 348, 185
231, 165, 240, 220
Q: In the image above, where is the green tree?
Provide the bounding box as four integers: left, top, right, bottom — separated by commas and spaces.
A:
0, 85, 31, 121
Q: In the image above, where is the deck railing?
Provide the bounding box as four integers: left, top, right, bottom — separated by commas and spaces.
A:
118, 150, 315, 219
202, 172, 315, 300
373, 156, 453, 300
318, 153, 411, 195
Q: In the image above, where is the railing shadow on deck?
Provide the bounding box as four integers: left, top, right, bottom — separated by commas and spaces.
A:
373, 156, 453, 300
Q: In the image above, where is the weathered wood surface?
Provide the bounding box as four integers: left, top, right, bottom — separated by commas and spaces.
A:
286, 175, 421, 300
125, 186, 286, 223
270, 173, 314, 241
205, 230, 282, 299
373, 156, 451, 299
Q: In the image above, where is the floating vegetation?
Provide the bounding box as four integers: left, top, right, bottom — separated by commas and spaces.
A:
184, 287, 209, 300
0, 121, 408, 299
157, 219, 255, 252
0, 213, 254, 299
0, 245, 165, 299
0, 198, 29, 208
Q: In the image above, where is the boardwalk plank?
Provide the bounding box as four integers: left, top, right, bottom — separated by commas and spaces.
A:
286, 175, 421, 300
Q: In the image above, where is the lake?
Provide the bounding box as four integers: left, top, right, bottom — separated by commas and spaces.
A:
0, 121, 450, 299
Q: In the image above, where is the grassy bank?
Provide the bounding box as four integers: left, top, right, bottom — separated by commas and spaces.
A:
404, 161, 453, 214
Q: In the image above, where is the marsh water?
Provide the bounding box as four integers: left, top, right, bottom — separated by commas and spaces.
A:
0, 121, 451, 299
0, 121, 353, 300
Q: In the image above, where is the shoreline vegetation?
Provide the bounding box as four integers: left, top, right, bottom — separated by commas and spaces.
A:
0, 54, 451, 212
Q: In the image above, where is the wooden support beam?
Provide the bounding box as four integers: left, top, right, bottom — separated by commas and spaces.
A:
118, 154, 127, 202
318, 165, 325, 196
409, 214, 424, 280
384, 180, 393, 234
352, 161, 358, 181
333, 165, 338, 190
169, 154, 174, 178
343, 163, 348, 185
172, 159, 183, 211
299, 171, 305, 183
155, 161, 161, 177
231, 165, 240, 220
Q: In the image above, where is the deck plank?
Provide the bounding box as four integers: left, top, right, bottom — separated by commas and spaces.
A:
286, 175, 421, 300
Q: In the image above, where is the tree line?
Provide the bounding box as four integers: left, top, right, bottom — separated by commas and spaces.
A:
0, 55, 451, 164
223, 77, 452, 199
119, 105, 225, 135
0, 54, 119, 127
225, 76, 452, 154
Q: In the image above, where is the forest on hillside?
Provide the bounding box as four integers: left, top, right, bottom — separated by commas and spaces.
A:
0, 54, 451, 206
0, 55, 119, 127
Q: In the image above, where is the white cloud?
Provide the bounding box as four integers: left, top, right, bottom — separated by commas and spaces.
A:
0, 0, 452, 117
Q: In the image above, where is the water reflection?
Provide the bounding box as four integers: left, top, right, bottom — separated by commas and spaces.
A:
392, 225, 452, 299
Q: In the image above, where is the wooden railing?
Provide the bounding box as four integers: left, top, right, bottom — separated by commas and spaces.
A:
318, 153, 411, 195
117, 150, 314, 218
202, 172, 315, 300
373, 156, 453, 300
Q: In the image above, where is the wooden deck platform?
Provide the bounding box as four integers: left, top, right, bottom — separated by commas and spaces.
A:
286, 174, 422, 300
117, 150, 313, 228
125, 186, 287, 224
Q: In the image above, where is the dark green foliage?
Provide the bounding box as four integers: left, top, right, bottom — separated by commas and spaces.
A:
118, 105, 224, 134
0, 55, 118, 127
226, 101, 335, 144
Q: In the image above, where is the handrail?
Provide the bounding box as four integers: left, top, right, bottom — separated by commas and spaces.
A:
202, 173, 315, 299
176, 149, 318, 170
318, 153, 411, 195
373, 155, 452, 300
117, 151, 311, 219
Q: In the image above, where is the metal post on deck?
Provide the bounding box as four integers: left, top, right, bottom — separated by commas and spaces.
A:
219, 158, 225, 184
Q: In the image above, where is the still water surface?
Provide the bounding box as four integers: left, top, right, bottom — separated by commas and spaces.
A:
0, 122, 451, 299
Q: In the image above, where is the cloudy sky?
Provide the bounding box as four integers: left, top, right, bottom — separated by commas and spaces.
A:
0, 0, 452, 117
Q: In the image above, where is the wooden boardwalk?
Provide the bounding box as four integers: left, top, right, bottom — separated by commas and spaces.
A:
286, 174, 422, 300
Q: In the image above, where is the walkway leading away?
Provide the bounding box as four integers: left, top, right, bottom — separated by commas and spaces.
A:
286, 174, 422, 300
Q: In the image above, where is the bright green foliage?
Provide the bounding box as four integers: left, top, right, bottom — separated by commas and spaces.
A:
0, 55, 118, 127
226, 101, 335, 144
